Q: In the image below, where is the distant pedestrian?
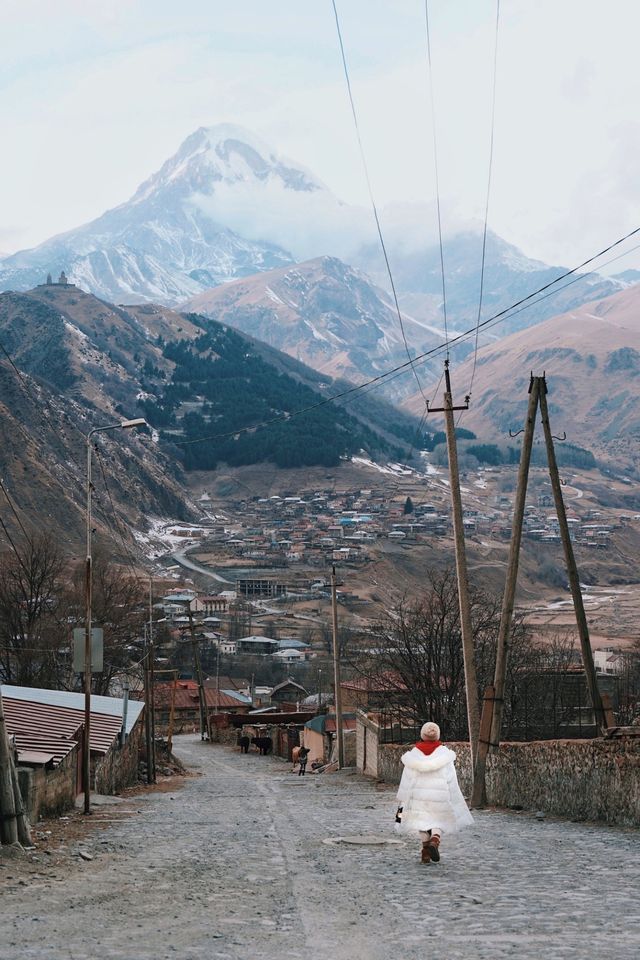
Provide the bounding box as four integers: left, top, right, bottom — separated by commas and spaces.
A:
297, 746, 310, 776
395, 722, 473, 864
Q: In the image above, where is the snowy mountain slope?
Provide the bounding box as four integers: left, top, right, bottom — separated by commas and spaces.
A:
0, 125, 317, 304
184, 255, 446, 394
357, 227, 622, 341
0, 123, 624, 341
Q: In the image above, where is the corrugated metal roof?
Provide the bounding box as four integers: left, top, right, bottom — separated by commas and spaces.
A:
15, 749, 57, 766
305, 713, 357, 734
3, 694, 124, 759
2, 685, 143, 734
4, 697, 82, 767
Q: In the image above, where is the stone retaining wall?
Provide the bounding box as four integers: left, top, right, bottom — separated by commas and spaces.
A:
18, 743, 80, 821
95, 719, 145, 796
355, 712, 640, 827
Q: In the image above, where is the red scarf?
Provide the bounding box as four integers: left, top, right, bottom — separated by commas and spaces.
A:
415, 740, 441, 756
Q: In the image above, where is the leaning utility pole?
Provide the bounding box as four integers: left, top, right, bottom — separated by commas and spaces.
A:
0, 688, 19, 847
539, 382, 606, 730
472, 378, 541, 808
330, 565, 345, 769
490, 377, 541, 750
473, 374, 607, 807
429, 360, 480, 768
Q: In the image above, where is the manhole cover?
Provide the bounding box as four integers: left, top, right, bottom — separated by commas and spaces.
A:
322, 835, 403, 846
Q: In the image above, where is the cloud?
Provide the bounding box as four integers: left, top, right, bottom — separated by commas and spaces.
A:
191, 177, 372, 262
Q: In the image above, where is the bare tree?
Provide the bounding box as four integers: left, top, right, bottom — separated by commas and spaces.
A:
0, 533, 67, 688
67, 548, 147, 695
355, 569, 533, 740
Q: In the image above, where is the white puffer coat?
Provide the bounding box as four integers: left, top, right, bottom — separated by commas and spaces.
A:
395, 745, 474, 835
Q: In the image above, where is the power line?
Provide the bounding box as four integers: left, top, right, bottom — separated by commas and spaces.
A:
425, 0, 449, 357
467, 0, 501, 400
0, 479, 32, 545
331, 0, 429, 407
93, 446, 147, 587
177, 224, 640, 448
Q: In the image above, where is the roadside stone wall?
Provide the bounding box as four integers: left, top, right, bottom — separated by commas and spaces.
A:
95, 719, 145, 795
484, 738, 640, 827
355, 713, 640, 826
18, 743, 79, 821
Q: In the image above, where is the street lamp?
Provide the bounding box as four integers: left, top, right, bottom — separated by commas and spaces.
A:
83, 417, 147, 814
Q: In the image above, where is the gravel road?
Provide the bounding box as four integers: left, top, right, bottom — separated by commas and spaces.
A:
1, 735, 639, 960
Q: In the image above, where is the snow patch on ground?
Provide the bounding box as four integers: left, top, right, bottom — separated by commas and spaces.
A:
133, 516, 202, 561
351, 457, 415, 476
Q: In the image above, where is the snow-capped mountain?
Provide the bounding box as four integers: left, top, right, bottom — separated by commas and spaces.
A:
357, 226, 622, 340
0, 125, 343, 304
0, 122, 626, 329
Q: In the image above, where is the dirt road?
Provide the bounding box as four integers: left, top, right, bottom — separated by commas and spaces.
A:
1, 736, 639, 959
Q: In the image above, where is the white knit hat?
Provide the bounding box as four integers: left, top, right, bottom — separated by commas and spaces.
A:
420, 721, 440, 741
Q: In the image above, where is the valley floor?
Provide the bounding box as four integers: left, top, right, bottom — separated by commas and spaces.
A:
2, 737, 639, 960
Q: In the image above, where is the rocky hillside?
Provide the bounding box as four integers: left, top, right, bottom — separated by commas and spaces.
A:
0, 281, 421, 547
357, 228, 622, 342
407, 284, 640, 473
183, 255, 444, 392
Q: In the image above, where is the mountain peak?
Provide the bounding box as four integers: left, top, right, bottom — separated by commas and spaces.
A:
130, 124, 324, 206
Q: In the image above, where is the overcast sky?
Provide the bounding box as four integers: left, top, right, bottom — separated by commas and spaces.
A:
2, 0, 640, 270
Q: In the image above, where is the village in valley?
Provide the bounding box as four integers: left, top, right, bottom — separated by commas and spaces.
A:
2, 4, 640, 958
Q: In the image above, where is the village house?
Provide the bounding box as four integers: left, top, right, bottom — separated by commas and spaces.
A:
3, 685, 144, 820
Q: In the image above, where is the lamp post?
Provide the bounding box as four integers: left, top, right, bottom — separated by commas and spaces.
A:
83, 417, 146, 814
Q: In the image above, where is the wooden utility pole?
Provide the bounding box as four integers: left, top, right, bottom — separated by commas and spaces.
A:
489, 377, 541, 752
470, 686, 496, 808
539, 382, 606, 730
143, 625, 153, 785
0, 688, 19, 847
10, 753, 32, 847
472, 374, 608, 806
187, 602, 208, 741
330, 565, 345, 769
429, 360, 480, 768
148, 578, 156, 783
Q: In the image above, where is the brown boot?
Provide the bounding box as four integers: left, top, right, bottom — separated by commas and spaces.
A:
421, 841, 431, 863
426, 835, 440, 863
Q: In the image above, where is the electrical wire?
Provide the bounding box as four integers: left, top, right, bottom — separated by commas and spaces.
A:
425, 0, 449, 356
331, 0, 429, 408
177, 223, 640, 448
0, 478, 32, 545
467, 0, 501, 400
93, 445, 146, 586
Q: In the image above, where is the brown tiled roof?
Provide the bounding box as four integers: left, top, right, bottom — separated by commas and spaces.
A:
152, 680, 248, 711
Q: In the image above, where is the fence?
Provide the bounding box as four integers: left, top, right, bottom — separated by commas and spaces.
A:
376, 671, 618, 743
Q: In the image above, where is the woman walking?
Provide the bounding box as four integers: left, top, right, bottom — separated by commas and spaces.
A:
395, 721, 473, 863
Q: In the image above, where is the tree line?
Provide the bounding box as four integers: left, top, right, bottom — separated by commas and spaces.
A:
137, 322, 397, 470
